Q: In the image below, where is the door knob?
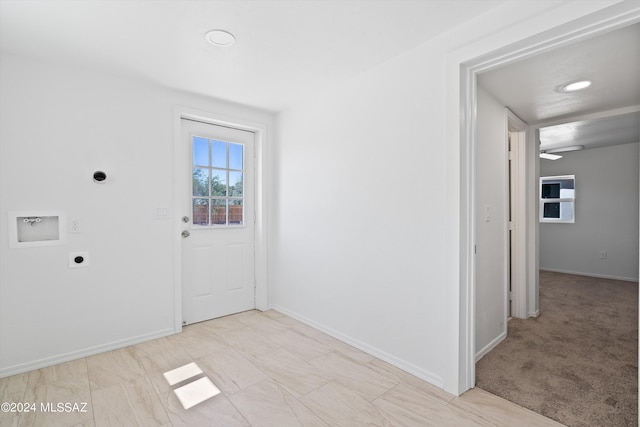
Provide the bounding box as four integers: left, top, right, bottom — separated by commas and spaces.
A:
181, 230, 190, 238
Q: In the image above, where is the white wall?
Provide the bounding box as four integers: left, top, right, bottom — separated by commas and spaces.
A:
474, 87, 507, 359
272, 42, 449, 385
539, 142, 639, 281
0, 53, 273, 376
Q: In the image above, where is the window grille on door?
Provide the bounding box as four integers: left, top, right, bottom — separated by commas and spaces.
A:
192, 136, 244, 226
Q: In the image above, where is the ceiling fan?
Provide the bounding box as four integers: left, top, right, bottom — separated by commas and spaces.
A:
539, 145, 585, 160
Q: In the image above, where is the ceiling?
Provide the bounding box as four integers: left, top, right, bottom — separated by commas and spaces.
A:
478, 23, 640, 153
2, 1, 638, 151
0, 0, 506, 112
538, 111, 640, 153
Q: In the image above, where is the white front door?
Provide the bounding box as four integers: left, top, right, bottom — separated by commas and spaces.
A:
181, 119, 255, 325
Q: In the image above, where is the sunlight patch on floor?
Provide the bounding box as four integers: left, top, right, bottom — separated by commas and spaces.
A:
164, 362, 220, 409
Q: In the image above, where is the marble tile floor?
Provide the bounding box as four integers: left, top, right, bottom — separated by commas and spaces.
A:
0, 310, 564, 427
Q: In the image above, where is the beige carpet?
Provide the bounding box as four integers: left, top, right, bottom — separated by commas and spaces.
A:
476, 271, 638, 427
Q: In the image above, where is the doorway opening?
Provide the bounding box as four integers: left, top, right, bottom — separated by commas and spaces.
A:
460, 4, 640, 394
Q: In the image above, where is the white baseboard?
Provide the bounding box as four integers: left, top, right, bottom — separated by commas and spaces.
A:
540, 268, 638, 283
0, 328, 176, 379
475, 330, 507, 363
270, 304, 444, 389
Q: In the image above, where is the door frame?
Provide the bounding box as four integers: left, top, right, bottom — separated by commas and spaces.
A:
507, 109, 528, 319
172, 105, 269, 332
457, 4, 640, 393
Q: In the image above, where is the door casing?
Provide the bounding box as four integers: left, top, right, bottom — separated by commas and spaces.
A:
507, 110, 528, 320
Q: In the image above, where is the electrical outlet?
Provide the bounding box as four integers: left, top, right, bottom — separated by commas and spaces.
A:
600, 251, 607, 260
70, 219, 81, 233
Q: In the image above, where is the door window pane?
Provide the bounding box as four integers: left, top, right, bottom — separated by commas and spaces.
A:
192, 137, 209, 166
212, 140, 227, 169
192, 168, 209, 197
229, 143, 243, 170
211, 199, 227, 225
229, 171, 243, 197
229, 200, 243, 225
211, 169, 227, 197
192, 199, 209, 225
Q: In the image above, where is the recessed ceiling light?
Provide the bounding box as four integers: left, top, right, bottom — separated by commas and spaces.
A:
559, 80, 592, 92
205, 29, 235, 47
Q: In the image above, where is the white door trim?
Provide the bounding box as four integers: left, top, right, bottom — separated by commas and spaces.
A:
507, 109, 528, 319
458, 5, 640, 394
172, 105, 269, 333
